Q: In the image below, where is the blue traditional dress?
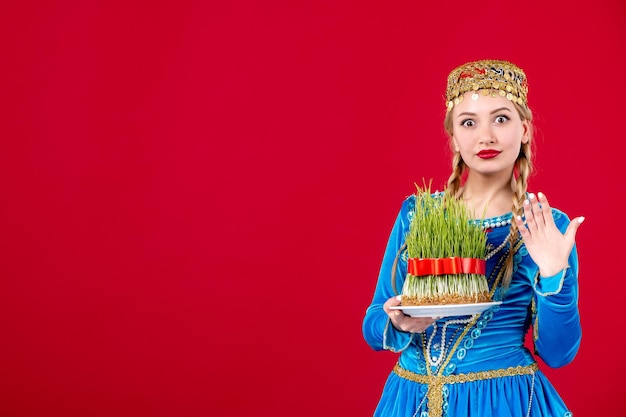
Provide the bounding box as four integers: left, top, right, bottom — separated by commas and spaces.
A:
363, 194, 581, 417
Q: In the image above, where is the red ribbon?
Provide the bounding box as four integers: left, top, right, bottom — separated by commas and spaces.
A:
407, 257, 486, 276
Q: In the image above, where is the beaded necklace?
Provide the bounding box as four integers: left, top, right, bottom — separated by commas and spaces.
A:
425, 317, 474, 368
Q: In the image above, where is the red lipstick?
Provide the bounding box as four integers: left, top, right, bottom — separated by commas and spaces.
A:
477, 149, 501, 159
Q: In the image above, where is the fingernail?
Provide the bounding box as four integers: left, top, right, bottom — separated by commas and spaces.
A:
395, 311, 400, 316
516, 215, 522, 221
538, 192, 544, 199
396, 295, 402, 301
578, 217, 585, 224
529, 193, 535, 200
524, 200, 529, 205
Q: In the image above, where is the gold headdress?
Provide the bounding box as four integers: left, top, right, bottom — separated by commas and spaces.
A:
445, 59, 528, 112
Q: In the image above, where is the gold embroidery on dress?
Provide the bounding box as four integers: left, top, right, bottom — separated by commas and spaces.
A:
394, 362, 539, 417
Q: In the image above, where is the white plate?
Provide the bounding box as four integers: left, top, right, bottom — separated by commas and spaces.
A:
389, 301, 502, 318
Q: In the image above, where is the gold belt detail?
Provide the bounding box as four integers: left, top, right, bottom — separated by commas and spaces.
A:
393, 363, 539, 417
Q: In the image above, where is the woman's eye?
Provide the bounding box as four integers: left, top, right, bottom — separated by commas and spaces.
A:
494, 115, 509, 123
461, 120, 475, 127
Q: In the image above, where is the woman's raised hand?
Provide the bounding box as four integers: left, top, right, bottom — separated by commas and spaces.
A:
514, 192, 585, 277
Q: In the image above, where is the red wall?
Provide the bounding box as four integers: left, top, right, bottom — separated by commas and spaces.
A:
1, 1, 624, 416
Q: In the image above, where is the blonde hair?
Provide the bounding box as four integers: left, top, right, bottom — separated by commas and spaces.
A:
443, 103, 534, 289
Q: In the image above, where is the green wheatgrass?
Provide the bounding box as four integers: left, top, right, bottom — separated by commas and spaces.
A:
401, 183, 490, 305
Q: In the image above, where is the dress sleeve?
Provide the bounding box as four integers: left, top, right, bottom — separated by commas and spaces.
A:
362, 197, 415, 352
531, 209, 582, 368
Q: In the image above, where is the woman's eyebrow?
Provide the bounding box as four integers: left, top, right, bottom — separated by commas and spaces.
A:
456, 107, 513, 119
490, 107, 513, 114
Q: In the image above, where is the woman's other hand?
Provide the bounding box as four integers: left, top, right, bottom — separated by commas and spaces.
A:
383, 295, 436, 333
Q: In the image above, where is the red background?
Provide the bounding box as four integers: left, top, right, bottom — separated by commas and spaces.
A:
1, 1, 624, 416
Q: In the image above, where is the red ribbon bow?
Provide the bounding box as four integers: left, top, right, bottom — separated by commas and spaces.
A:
407, 257, 486, 276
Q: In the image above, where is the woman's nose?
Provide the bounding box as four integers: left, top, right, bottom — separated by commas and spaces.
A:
478, 125, 496, 144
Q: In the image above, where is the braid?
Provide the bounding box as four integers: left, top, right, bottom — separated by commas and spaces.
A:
446, 152, 465, 198
502, 141, 533, 288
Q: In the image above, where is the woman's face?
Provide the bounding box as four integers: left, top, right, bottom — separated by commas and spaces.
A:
450, 91, 529, 177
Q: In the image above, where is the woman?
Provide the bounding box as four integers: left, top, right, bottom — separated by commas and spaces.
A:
362, 59, 584, 417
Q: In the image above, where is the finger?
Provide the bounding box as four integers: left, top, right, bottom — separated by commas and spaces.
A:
537, 192, 557, 228
383, 295, 402, 310
522, 198, 537, 232
390, 295, 402, 306
515, 215, 531, 240
528, 193, 545, 227
400, 317, 435, 333
383, 295, 404, 320
390, 310, 407, 330
564, 216, 585, 241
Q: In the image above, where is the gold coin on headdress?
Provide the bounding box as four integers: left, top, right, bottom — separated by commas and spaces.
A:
445, 60, 528, 110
